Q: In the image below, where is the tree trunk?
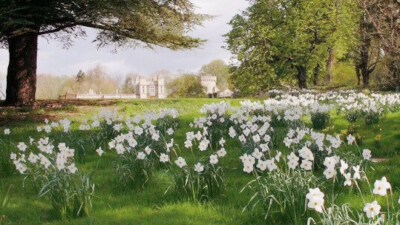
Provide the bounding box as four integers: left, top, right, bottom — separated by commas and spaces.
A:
360, 37, 370, 88
313, 64, 320, 86
325, 48, 333, 84
362, 69, 369, 88
356, 66, 361, 85
4, 31, 38, 106
296, 66, 307, 89
388, 59, 400, 91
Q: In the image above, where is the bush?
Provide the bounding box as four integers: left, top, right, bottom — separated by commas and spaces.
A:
109, 109, 178, 188
245, 170, 318, 225
364, 112, 380, 125
311, 112, 330, 130
11, 140, 95, 219
345, 110, 360, 123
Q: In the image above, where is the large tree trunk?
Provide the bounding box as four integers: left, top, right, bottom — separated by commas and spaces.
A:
325, 48, 333, 84
4, 31, 38, 106
296, 66, 307, 89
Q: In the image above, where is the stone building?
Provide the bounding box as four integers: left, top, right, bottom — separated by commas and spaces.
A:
200, 75, 219, 95
135, 75, 166, 99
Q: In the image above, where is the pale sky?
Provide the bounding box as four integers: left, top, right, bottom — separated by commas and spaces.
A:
0, 0, 249, 83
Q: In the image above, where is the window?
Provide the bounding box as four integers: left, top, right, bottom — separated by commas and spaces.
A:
149, 85, 155, 96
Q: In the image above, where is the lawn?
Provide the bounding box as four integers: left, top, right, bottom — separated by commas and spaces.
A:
1, 98, 399, 225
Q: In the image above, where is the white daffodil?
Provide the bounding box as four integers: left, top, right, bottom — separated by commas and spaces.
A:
137, 152, 146, 160
96, 147, 104, 156
352, 165, 361, 180
363, 201, 381, 218
306, 188, 325, 213
243, 162, 254, 173
159, 153, 170, 163
17, 142, 27, 152
194, 163, 204, 173
209, 154, 218, 165
362, 149, 372, 160
373, 177, 391, 196
4, 128, 10, 135
217, 148, 227, 157
174, 157, 187, 168
300, 160, 312, 171
344, 173, 352, 186
323, 167, 336, 179
256, 160, 267, 171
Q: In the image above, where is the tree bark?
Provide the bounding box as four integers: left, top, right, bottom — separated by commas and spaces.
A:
4, 31, 38, 106
356, 66, 361, 85
296, 66, 307, 89
388, 58, 400, 91
313, 64, 320, 86
360, 36, 370, 88
325, 48, 333, 84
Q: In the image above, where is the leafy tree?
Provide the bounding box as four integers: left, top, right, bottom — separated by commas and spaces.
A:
199, 60, 232, 90
121, 74, 137, 94
167, 74, 205, 98
225, 0, 356, 94
323, 1, 359, 85
0, 0, 208, 106
76, 70, 86, 83
362, 0, 400, 90
348, 1, 381, 88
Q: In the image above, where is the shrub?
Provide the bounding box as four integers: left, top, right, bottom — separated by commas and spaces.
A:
244, 170, 318, 225
310, 104, 332, 130
364, 112, 380, 125
345, 110, 360, 123
311, 112, 330, 130
109, 109, 178, 188
11, 139, 95, 219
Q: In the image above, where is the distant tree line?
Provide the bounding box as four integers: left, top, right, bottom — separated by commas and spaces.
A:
36, 65, 122, 99
34, 59, 231, 99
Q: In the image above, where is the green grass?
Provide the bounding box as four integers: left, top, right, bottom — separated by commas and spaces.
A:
0, 98, 399, 225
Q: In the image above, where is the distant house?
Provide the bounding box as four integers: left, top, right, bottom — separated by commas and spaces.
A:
218, 89, 234, 98
135, 75, 166, 99
200, 75, 219, 97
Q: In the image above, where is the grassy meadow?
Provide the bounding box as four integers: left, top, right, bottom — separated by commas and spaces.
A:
1, 98, 400, 225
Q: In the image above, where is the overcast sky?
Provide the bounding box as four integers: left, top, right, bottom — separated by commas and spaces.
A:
0, 0, 249, 82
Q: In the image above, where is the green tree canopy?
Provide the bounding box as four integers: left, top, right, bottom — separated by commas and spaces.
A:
225, 0, 358, 95
199, 60, 232, 90
167, 74, 205, 98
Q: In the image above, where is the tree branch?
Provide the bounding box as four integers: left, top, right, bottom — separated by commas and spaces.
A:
38, 23, 77, 35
